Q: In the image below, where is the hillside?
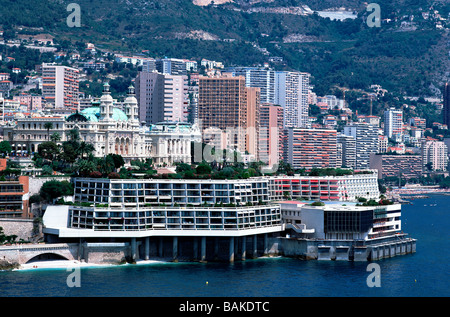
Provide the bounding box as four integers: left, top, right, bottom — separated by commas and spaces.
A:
0, 0, 449, 97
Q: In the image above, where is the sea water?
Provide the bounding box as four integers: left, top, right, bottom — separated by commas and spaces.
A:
0, 194, 449, 298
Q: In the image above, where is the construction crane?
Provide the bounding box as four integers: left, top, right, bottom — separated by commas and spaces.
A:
362, 93, 377, 116
334, 86, 349, 107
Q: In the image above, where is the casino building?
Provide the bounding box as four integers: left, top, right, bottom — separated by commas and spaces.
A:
3, 83, 201, 166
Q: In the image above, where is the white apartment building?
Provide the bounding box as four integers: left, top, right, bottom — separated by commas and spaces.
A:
274, 71, 310, 128
378, 135, 388, 153
135, 71, 189, 125
184, 60, 198, 72
226, 66, 276, 104
337, 133, 357, 168
156, 58, 187, 76
42, 63, 79, 109
317, 95, 345, 110
343, 123, 378, 170
421, 138, 449, 171
114, 55, 152, 66
384, 108, 403, 141
163, 74, 189, 123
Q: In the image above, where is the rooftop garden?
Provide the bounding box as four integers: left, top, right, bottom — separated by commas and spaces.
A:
355, 197, 394, 206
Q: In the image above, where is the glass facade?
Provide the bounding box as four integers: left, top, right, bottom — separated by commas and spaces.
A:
69, 178, 281, 232
69, 206, 281, 231
324, 209, 373, 233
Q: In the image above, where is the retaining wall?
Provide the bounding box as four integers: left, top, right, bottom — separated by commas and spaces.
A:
0, 219, 37, 241
281, 237, 416, 261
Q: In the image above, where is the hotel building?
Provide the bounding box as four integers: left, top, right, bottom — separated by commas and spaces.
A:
42, 177, 283, 262
3, 116, 67, 154
268, 171, 380, 202
146, 122, 201, 166
279, 201, 415, 261
281, 201, 401, 241
42, 63, 79, 110
40, 172, 392, 262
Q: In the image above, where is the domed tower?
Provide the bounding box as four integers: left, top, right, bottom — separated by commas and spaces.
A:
100, 82, 114, 121
124, 85, 139, 123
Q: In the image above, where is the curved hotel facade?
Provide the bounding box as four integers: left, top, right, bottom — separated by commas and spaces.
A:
268, 171, 380, 202
66, 177, 281, 236
42, 172, 410, 262
43, 177, 283, 262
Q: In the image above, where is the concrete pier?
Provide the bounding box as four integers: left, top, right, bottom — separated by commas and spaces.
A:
241, 237, 246, 261
131, 238, 137, 261
200, 237, 206, 262
193, 237, 198, 260
353, 246, 369, 261
158, 238, 163, 257
263, 234, 268, 255
144, 237, 150, 260
317, 245, 332, 260
229, 237, 235, 263
172, 237, 178, 262
335, 246, 350, 261
214, 238, 219, 261
0, 234, 416, 268
281, 236, 416, 262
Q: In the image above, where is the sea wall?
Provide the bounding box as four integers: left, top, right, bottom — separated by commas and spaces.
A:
280, 237, 416, 261
0, 234, 282, 269
81, 243, 130, 264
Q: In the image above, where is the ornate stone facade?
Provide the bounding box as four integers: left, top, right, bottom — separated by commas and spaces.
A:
3, 83, 201, 166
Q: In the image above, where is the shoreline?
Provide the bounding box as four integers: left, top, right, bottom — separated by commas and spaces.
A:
13, 259, 168, 271
388, 188, 450, 196
11, 256, 285, 272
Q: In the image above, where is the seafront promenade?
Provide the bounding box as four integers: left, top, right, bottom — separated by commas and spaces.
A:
389, 185, 450, 195
387, 185, 450, 204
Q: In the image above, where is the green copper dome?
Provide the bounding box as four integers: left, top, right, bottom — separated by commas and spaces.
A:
67, 106, 128, 122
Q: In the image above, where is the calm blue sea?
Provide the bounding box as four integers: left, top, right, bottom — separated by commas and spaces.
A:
1, 194, 449, 298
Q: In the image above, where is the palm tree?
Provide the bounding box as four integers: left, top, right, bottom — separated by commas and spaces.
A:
44, 122, 53, 141
78, 141, 95, 159
67, 128, 80, 142
50, 132, 61, 143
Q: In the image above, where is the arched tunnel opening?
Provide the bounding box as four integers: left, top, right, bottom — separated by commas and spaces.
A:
26, 253, 69, 264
